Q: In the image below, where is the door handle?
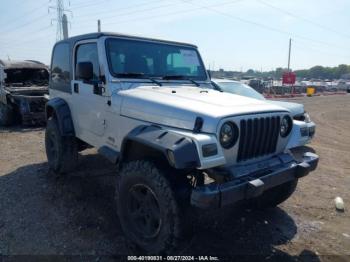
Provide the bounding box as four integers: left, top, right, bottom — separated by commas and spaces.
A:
74, 83, 79, 93
93, 82, 104, 95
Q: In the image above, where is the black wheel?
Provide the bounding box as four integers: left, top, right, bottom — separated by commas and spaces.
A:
115, 161, 188, 254
45, 117, 78, 174
250, 179, 298, 209
0, 103, 15, 126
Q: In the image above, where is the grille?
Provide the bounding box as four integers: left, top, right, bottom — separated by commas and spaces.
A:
237, 116, 280, 162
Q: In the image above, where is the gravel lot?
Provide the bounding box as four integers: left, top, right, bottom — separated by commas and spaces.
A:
0, 95, 349, 261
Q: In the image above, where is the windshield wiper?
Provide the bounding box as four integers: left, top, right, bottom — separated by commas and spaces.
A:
117, 72, 144, 78
162, 75, 200, 87
116, 72, 162, 86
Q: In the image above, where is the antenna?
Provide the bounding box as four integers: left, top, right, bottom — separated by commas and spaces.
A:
62, 14, 69, 39
98, 19, 101, 32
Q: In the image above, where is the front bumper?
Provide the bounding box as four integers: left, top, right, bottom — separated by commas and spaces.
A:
11, 94, 47, 125
21, 112, 46, 125
191, 152, 319, 208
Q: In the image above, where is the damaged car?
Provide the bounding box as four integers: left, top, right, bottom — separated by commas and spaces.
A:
0, 59, 49, 126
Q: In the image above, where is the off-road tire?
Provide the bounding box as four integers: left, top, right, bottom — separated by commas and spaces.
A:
45, 117, 78, 174
250, 179, 298, 209
0, 103, 15, 126
115, 161, 188, 254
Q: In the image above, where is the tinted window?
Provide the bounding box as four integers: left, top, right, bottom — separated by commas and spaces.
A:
51, 43, 71, 93
75, 43, 100, 81
106, 38, 206, 80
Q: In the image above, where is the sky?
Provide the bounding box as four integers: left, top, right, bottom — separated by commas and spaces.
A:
1, 0, 350, 71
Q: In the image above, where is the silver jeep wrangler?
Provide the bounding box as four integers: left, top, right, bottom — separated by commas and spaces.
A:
45, 32, 319, 254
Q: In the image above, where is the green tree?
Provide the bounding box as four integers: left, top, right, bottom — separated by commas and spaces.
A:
246, 69, 255, 75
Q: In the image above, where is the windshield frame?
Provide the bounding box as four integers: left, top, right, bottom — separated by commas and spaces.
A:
104, 37, 209, 82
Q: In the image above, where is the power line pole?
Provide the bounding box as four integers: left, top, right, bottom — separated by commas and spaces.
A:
55, 0, 64, 41
49, 0, 72, 41
287, 38, 292, 72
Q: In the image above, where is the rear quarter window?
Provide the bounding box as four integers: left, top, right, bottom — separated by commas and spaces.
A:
50, 43, 71, 93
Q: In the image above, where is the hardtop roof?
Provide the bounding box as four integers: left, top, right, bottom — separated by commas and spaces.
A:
55, 32, 198, 48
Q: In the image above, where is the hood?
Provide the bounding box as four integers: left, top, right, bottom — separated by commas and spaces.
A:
117, 85, 289, 133
268, 100, 304, 116
5, 85, 48, 95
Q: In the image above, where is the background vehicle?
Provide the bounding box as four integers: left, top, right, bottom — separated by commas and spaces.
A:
211, 78, 316, 149
45, 33, 318, 254
0, 59, 49, 126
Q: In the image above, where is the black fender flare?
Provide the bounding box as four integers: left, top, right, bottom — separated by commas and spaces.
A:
45, 97, 75, 136
121, 125, 200, 169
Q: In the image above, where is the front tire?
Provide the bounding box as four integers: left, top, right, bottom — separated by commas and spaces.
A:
115, 161, 187, 254
250, 179, 298, 209
45, 117, 78, 174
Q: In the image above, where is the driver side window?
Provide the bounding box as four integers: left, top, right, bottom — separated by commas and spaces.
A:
75, 43, 100, 81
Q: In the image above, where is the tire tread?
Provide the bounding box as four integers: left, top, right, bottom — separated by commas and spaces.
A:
116, 160, 185, 254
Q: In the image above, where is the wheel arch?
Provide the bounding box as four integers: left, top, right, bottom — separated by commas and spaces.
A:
45, 97, 75, 136
120, 125, 200, 170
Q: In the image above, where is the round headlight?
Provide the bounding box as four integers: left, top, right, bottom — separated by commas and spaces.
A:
219, 121, 239, 149
280, 115, 292, 137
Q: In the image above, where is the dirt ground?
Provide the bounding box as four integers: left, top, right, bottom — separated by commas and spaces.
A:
0, 95, 349, 261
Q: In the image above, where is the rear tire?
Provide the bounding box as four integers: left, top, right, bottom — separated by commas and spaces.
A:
45, 117, 78, 174
250, 179, 298, 209
115, 161, 189, 254
0, 103, 15, 126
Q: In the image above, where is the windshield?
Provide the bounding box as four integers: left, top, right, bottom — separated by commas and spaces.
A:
216, 81, 265, 100
106, 38, 207, 80
4, 68, 49, 87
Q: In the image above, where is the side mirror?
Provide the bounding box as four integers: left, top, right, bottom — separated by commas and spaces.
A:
76, 62, 93, 82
